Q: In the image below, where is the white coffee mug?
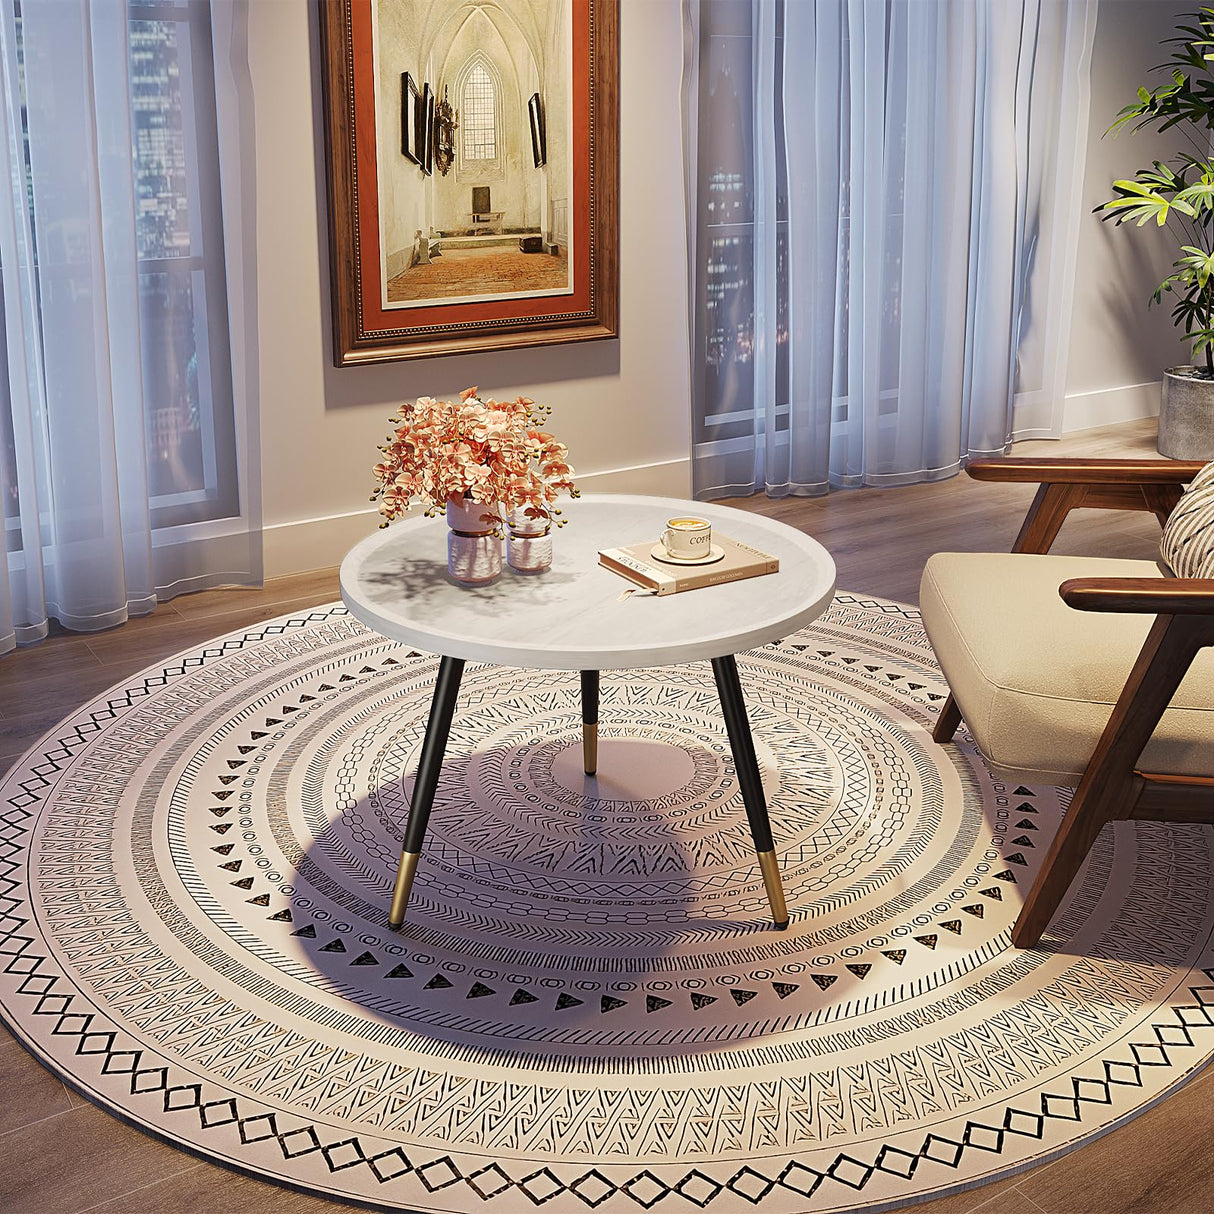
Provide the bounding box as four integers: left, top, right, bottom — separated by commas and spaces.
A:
662, 516, 712, 559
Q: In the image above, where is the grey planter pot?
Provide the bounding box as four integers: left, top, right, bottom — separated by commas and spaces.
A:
1159, 366, 1214, 461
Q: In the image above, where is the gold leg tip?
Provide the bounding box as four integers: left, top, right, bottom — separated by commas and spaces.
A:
388, 851, 421, 929
756, 849, 789, 927
773, 918, 789, 931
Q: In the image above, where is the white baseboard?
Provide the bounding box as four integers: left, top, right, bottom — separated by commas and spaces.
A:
1061, 380, 1161, 434
574, 456, 691, 496
262, 456, 693, 578
262, 509, 381, 580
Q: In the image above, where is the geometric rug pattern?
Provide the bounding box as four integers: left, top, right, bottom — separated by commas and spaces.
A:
0, 594, 1211, 1212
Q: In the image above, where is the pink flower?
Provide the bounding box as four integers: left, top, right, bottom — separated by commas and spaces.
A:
369, 388, 577, 523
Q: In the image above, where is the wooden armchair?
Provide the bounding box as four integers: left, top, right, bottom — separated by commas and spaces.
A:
920, 457, 1214, 949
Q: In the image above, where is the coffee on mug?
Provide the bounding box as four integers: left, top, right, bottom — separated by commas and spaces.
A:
662, 517, 712, 559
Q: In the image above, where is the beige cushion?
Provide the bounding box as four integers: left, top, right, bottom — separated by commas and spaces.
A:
920, 552, 1214, 785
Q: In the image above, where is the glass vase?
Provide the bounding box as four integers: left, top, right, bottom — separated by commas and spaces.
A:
446, 497, 502, 585
506, 506, 553, 574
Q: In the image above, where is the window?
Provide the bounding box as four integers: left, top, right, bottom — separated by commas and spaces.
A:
0, 0, 255, 631
6, 4, 238, 537
2, 2, 237, 547
129, 1, 238, 529
461, 62, 496, 161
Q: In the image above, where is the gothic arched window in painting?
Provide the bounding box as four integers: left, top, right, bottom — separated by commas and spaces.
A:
462, 63, 496, 161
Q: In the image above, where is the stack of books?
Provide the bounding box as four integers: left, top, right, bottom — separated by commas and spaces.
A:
598, 535, 779, 596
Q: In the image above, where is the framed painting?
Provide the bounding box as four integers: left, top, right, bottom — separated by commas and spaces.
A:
528, 91, 546, 168
400, 71, 419, 162
319, 0, 619, 365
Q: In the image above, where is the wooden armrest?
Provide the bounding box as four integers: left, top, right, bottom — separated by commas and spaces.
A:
971, 458, 1205, 553
1060, 577, 1214, 614
968, 457, 1206, 486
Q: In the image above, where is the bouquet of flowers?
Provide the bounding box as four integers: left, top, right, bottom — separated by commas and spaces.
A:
370, 387, 578, 529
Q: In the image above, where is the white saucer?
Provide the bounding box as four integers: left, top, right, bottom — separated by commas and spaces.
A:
650, 543, 725, 565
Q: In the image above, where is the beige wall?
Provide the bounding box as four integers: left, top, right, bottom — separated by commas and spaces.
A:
247, 0, 1192, 577
1065, 0, 1193, 430
249, 0, 691, 577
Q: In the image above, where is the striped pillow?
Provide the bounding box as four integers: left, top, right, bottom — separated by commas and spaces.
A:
1160, 460, 1214, 578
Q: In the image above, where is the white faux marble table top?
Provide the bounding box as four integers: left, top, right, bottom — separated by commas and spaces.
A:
340, 494, 836, 669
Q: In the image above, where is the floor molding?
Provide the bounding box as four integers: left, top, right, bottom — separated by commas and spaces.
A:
1062, 381, 1161, 435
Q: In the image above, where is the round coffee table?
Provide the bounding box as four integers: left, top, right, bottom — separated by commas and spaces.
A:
340, 494, 836, 931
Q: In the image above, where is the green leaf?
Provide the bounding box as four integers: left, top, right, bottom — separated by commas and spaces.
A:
1110, 179, 1155, 195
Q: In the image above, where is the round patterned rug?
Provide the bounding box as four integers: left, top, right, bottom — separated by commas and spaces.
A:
1, 594, 1212, 1213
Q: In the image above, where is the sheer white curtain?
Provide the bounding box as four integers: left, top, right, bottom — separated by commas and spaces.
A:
0, 0, 259, 657
682, 0, 1098, 499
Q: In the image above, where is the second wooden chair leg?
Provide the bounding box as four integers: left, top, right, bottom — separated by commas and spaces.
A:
933, 692, 962, 742
1011, 613, 1203, 948
1011, 784, 1122, 948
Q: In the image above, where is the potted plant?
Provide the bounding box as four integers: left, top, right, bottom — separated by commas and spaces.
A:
1096, 6, 1214, 459
370, 387, 577, 583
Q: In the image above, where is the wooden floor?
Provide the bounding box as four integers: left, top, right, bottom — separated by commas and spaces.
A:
0, 418, 1210, 1213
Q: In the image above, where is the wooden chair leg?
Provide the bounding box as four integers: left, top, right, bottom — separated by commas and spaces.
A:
932, 693, 962, 742
1012, 482, 1086, 553
1010, 612, 1204, 948
1010, 782, 1127, 948
1141, 482, 1184, 528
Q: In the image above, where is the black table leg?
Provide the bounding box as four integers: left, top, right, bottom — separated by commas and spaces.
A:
580, 670, 599, 775
711, 654, 789, 929
388, 654, 465, 929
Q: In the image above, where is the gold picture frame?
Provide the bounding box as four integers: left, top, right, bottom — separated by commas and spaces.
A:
319, 0, 619, 366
